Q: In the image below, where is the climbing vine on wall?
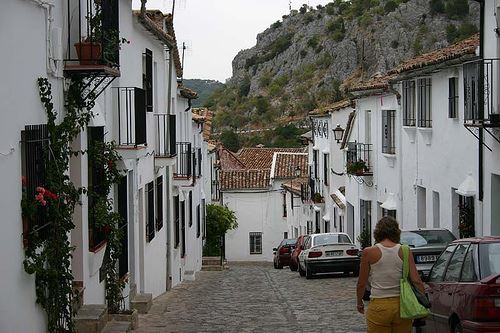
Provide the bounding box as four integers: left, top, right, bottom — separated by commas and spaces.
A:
22, 78, 125, 331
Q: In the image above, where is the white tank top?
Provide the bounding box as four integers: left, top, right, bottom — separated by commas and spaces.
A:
369, 243, 402, 299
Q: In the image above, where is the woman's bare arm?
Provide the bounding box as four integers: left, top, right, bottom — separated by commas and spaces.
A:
356, 248, 371, 314
408, 249, 425, 293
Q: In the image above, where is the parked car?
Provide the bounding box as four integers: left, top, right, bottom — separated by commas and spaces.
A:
422, 237, 500, 333
297, 233, 360, 279
289, 235, 307, 272
273, 238, 297, 269
401, 228, 456, 277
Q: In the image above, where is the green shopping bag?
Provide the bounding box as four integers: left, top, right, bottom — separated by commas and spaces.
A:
400, 245, 430, 319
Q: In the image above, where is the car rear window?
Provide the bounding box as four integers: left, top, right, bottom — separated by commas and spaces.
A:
479, 242, 500, 279
401, 230, 456, 248
313, 234, 351, 246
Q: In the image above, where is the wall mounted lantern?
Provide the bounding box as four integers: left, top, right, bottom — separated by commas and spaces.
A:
333, 124, 344, 144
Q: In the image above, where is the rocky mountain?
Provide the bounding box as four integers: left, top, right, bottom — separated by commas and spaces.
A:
183, 79, 224, 107
208, 0, 479, 141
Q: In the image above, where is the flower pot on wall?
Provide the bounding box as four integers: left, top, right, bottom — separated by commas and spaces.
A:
74, 42, 102, 65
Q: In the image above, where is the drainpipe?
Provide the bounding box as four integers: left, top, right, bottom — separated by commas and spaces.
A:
478, 0, 485, 202
185, 98, 192, 112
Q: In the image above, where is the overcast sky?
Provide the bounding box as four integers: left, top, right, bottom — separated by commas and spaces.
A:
132, 0, 333, 82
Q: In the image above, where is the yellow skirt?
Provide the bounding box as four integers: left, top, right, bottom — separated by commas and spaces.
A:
366, 297, 412, 333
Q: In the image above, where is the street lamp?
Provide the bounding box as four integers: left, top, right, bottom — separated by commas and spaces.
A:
333, 124, 344, 144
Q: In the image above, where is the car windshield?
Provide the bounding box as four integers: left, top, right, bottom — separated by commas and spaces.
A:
480, 242, 500, 279
283, 239, 297, 245
313, 234, 351, 246
400, 230, 456, 248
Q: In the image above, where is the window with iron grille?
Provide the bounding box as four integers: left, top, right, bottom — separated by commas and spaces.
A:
448, 77, 459, 118
315, 211, 321, 233
249, 232, 262, 254
201, 198, 206, 239
402, 80, 416, 126
188, 191, 193, 227
117, 176, 128, 278
198, 148, 202, 177
88, 126, 107, 250
307, 221, 313, 234
181, 200, 186, 257
382, 110, 396, 154
282, 192, 287, 217
313, 149, 319, 179
143, 49, 153, 112
156, 176, 163, 231
196, 204, 201, 238
417, 78, 432, 127
21, 124, 50, 246
174, 195, 180, 248
323, 153, 329, 186
146, 181, 155, 242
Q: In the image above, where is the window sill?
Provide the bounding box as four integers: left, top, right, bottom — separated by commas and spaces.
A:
418, 127, 433, 145
403, 126, 416, 143
382, 153, 396, 167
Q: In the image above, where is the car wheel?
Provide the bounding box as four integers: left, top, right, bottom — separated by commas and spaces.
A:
453, 322, 463, 333
289, 264, 298, 272
277, 259, 283, 269
305, 264, 313, 279
298, 264, 306, 277
353, 269, 359, 277
273, 260, 278, 269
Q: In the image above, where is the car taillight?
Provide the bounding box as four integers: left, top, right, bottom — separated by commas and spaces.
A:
346, 249, 359, 256
308, 251, 322, 258
473, 297, 500, 321
279, 247, 289, 254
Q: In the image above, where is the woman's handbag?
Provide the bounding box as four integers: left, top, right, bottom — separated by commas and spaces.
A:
400, 245, 430, 319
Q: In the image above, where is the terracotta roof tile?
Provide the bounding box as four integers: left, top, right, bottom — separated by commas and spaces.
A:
348, 73, 397, 92
273, 153, 308, 179
134, 10, 183, 77
220, 169, 271, 190
310, 99, 355, 115
218, 148, 246, 170
179, 85, 198, 99
390, 34, 479, 75
237, 147, 306, 169
282, 177, 310, 194
192, 108, 213, 141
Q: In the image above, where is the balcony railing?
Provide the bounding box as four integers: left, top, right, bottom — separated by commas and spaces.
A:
65, 0, 120, 69
154, 114, 176, 157
116, 87, 146, 147
174, 142, 192, 178
346, 142, 373, 176
301, 183, 312, 202
464, 59, 500, 127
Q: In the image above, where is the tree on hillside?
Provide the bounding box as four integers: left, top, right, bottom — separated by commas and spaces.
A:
220, 130, 241, 152
204, 204, 238, 256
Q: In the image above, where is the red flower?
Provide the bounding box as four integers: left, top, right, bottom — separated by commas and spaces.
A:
36, 186, 46, 194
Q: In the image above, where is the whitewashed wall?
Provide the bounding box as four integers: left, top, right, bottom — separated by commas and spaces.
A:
345, 93, 400, 245
482, 1, 500, 236
224, 184, 288, 262
397, 69, 478, 237
0, 1, 64, 330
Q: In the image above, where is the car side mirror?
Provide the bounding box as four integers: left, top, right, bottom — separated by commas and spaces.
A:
273, 248, 277, 252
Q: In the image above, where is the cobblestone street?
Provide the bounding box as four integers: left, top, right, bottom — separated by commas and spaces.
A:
133, 262, 366, 333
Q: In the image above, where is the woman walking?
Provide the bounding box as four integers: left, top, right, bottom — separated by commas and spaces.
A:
356, 216, 425, 333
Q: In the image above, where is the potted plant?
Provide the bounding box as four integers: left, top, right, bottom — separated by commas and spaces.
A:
356, 228, 372, 249
75, 2, 103, 65
312, 192, 324, 203
346, 159, 368, 176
